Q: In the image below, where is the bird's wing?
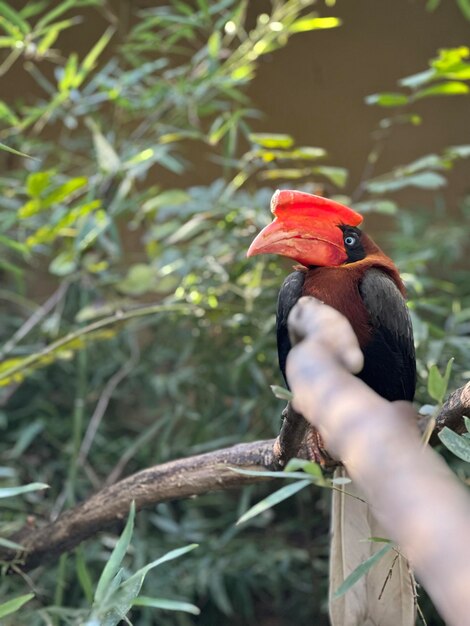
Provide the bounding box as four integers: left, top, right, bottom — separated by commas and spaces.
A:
276, 270, 305, 385
359, 268, 416, 401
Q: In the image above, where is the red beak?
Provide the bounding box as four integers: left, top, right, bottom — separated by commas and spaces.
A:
247, 190, 363, 267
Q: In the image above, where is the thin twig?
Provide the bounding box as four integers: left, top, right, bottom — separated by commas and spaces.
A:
0, 302, 196, 384
0, 281, 70, 361
78, 342, 140, 464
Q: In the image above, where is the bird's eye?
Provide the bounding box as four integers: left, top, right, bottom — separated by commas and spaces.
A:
344, 234, 357, 247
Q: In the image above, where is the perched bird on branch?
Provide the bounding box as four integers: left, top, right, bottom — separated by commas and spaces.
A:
247, 190, 416, 626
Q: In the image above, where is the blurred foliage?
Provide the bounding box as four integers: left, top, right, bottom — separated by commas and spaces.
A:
0, 1, 468, 625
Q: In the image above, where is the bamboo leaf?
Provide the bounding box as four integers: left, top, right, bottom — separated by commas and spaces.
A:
414, 81, 470, 99
284, 458, 323, 479
133, 596, 200, 615
0, 482, 48, 498
0, 142, 33, 159
0, 2, 30, 35
80, 27, 114, 75
289, 16, 341, 33
428, 358, 453, 403
0, 594, 34, 619
365, 92, 409, 107
94, 502, 135, 604
248, 133, 294, 149
333, 544, 393, 598
270, 385, 293, 401
236, 479, 310, 525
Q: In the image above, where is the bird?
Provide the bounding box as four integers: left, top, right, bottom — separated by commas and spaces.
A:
247, 189, 417, 626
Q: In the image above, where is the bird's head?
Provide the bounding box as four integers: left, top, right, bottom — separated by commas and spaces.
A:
247, 190, 374, 267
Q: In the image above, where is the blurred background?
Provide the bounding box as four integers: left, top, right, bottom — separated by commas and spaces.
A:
0, 1, 469, 624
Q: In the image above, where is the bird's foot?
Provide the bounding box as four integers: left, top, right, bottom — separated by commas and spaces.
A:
303, 427, 340, 470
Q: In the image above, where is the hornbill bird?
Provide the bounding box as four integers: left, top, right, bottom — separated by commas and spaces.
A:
247, 190, 417, 626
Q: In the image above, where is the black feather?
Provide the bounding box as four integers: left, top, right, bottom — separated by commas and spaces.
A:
359, 268, 416, 401
276, 270, 305, 386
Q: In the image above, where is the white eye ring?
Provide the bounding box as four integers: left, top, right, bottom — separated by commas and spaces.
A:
344, 235, 357, 247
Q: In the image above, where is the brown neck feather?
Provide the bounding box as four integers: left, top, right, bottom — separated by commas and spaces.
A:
300, 244, 404, 348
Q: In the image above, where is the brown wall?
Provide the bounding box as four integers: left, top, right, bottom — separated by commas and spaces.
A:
4, 1, 469, 206
248, 0, 470, 208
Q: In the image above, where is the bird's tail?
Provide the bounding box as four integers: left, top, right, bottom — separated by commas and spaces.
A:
329, 467, 416, 626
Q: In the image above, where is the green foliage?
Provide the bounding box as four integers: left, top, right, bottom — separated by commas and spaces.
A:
0, 594, 35, 620
428, 358, 454, 404
367, 46, 470, 108
439, 426, 470, 462
0, 1, 468, 625
86, 503, 198, 625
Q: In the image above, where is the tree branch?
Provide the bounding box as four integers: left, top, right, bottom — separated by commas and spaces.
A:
273, 402, 310, 467
436, 381, 470, 434
3, 440, 276, 571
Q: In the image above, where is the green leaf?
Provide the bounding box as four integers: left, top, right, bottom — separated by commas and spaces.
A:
259, 167, 310, 180
89, 121, 121, 174
94, 501, 135, 605
80, 27, 114, 74
92, 544, 198, 626
75, 208, 110, 251
366, 171, 447, 194
35, 0, 78, 30
333, 544, 393, 599
236, 479, 310, 525
229, 467, 319, 480
464, 416, 470, 433
142, 190, 190, 214
248, 133, 294, 149
27, 171, 53, 197
0, 100, 19, 124
456, 0, 470, 19
117, 264, 157, 296
445, 144, 470, 159
9, 419, 44, 458
49, 250, 77, 276
124, 544, 198, 591
133, 596, 200, 615
414, 81, 470, 99
352, 200, 397, 214
428, 358, 453, 403
0, 482, 48, 499
0, 142, 33, 159
0, 2, 30, 35
439, 427, 470, 462
312, 166, 348, 187
0, 536, 25, 551
20, 177, 88, 217
0, 593, 34, 619
0, 233, 28, 255
134, 594, 200, 614
399, 69, 435, 89
270, 385, 293, 401
76, 547, 94, 604
284, 458, 323, 479
365, 92, 409, 107
289, 16, 341, 33
426, 0, 441, 10
207, 30, 221, 59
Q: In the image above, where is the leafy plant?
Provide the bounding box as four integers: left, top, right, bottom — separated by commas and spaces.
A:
0, 1, 468, 625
